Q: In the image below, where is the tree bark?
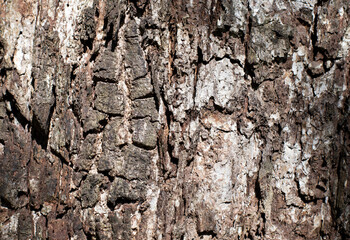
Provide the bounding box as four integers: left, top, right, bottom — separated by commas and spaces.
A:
0, 0, 349, 239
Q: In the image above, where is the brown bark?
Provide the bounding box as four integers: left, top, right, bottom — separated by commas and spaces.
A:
0, 0, 349, 239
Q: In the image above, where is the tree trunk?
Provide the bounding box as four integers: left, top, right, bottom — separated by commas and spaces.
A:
0, 0, 349, 239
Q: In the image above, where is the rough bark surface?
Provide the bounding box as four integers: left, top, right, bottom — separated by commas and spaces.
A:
0, 0, 349, 239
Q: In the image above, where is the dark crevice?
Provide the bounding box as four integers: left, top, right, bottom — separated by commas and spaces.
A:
105, 22, 114, 48
142, 37, 161, 49
197, 46, 203, 64
92, 75, 120, 84
213, 54, 244, 68
186, 156, 194, 167
247, 233, 254, 240
321, 156, 328, 167
85, 232, 94, 240
132, 141, 156, 151
129, 0, 148, 18
107, 198, 138, 211
236, 119, 250, 138
168, 141, 179, 165
0, 196, 15, 210
112, 14, 125, 51
107, 201, 114, 211
98, 170, 114, 183
70, 105, 81, 127
81, 38, 94, 52
32, 83, 56, 150
255, 154, 264, 212
194, 51, 243, 68
70, 63, 78, 81
197, 230, 217, 237
95, 5, 99, 17
306, 68, 323, 78
165, 105, 172, 134
212, 25, 230, 38
31, 115, 49, 149
149, 59, 160, 111
82, 128, 101, 138
228, 58, 244, 68
287, 202, 305, 209
244, 2, 257, 91
245, 61, 257, 88
114, 174, 131, 182
130, 115, 151, 121
193, 46, 201, 104
96, 234, 102, 240
51, 148, 70, 167
90, 50, 98, 62
251, 81, 260, 91
0, 68, 8, 78
83, 118, 108, 138
272, 55, 288, 64
276, 123, 282, 135
316, 0, 329, 6
207, 97, 226, 114
316, 184, 326, 192
297, 17, 311, 28
104, 12, 125, 52
131, 92, 155, 101
115, 198, 138, 205
56, 206, 69, 219
81, 174, 88, 183
257, 214, 267, 235
4, 90, 30, 129
254, 177, 262, 201
261, 213, 266, 235
295, 178, 318, 204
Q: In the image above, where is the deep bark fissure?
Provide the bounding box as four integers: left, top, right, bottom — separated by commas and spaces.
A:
4, 90, 30, 129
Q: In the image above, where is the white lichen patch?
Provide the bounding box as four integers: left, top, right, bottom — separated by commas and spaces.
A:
3, 1, 38, 120
195, 58, 245, 110
0, 213, 19, 240
192, 127, 261, 234
55, 0, 93, 63
274, 142, 304, 206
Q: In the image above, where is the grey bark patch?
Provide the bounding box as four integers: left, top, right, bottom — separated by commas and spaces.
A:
131, 118, 158, 150
131, 98, 158, 121
102, 117, 125, 151
76, 134, 98, 171
130, 77, 153, 100
93, 49, 118, 82
81, 174, 103, 208
124, 20, 147, 79
108, 178, 145, 207
94, 82, 124, 115
78, 6, 96, 50
82, 108, 107, 133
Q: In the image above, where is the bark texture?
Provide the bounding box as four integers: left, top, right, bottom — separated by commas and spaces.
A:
0, 0, 350, 239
